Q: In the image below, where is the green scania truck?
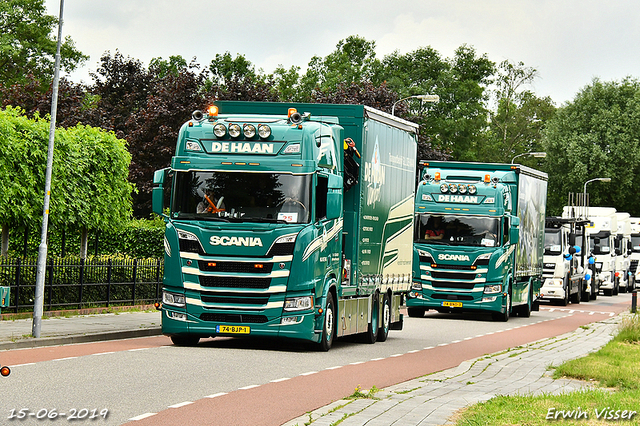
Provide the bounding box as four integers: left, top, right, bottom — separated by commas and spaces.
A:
408, 161, 548, 321
152, 101, 418, 350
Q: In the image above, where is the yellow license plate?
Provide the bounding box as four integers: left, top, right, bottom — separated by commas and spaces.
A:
216, 325, 250, 334
442, 301, 463, 308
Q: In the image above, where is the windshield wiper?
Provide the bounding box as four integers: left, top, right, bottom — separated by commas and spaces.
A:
223, 217, 289, 224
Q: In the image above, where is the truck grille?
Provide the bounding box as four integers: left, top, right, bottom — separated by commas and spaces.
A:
201, 293, 269, 305
199, 313, 268, 323
431, 281, 476, 290
431, 271, 477, 280
199, 276, 271, 289
631, 260, 639, 274
198, 260, 273, 273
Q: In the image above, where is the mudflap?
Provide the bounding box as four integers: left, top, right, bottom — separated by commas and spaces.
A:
390, 313, 403, 331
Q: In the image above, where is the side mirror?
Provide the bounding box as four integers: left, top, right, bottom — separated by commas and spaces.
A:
152, 168, 170, 216
326, 174, 343, 220
509, 216, 520, 245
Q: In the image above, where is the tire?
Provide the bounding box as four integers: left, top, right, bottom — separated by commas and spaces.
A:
377, 294, 391, 342
570, 281, 581, 304
317, 295, 336, 351
170, 335, 200, 346
364, 294, 379, 344
407, 307, 425, 318
560, 278, 569, 307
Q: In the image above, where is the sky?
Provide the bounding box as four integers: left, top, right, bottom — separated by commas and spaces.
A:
44, 0, 640, 106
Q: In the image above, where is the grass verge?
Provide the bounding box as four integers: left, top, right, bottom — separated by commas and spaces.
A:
454, 314, 640, 425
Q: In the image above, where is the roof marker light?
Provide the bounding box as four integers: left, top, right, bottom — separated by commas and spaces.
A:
484, 174, 491, 183
207, 105, 219, 116
434, 172, 441, 181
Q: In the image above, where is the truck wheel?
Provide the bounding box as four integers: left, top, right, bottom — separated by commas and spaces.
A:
407, 307, 425, 318
170, 335, 200, 346
364, 295, 379, 344
317, 296, 335, 351
570, 283, 581, 304
377, 294, 391, 342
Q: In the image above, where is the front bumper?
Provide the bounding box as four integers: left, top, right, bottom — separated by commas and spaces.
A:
407, 280, 507, 314
162, 305, 320, 343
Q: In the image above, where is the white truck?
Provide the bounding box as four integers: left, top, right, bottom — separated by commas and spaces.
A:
541, 217, 585, 305
586, 207, 618, 296
629, 217, 640, 290
614, 212, 633, 293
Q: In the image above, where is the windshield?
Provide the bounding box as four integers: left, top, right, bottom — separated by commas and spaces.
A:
414, 214, 500, 247
544, 229, 562, 254
632, 235, 640, 252
589, 232, 611, 255
171, 171, 312, 223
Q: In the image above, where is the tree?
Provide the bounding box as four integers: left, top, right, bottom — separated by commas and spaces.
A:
378, 44, 494, 162
90, 51, 152, 138
482, 60, 556, 163
299, 36, 381, 100
542, 78, 640, 215
126, 57, 210, 216
0, 0, 87, 94
0, 107, 133, 257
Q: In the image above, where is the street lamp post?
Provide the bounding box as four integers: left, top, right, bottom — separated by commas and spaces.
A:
33, 0, 64, 338
511, 151, 547, 164
583, 177, 611, 198
391, 94, 439, 116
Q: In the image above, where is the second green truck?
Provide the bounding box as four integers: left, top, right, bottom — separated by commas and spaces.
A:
408, 161, 548, 321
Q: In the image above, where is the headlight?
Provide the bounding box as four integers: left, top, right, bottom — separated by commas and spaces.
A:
483, 284, 502, 294
163, 291, 186, 308
284, 296, 313, 311
417, 249, 435, 263
258, 124, 271, 139
275, 234, 296, 244
186, 141, 202, 151
228, 123, 241, 138
411, 282, 423, 291
440, 183, 449, 193
468, 185, 477, 195
243, 124, 256, 138
213, 123, 226, 138
449, 184, 458, 193
458, 184, 467, 194
178, 230, 198, 241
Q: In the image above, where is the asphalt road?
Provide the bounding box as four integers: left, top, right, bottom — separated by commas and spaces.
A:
1, 293, 632, 426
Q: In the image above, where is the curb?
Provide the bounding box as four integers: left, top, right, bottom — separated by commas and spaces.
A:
0, 327, 163, 351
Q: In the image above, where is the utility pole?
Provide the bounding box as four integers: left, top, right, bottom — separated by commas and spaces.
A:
33, 0, 64, 338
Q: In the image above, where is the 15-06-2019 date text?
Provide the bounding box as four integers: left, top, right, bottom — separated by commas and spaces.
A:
8, 408, 109, 421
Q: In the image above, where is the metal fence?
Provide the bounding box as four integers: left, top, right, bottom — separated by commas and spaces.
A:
0, 257, 163, 312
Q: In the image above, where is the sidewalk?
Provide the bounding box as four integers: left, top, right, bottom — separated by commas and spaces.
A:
282, 314, 623, 426
0, 310, 162, 350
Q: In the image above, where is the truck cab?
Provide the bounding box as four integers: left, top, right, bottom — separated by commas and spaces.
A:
586, 207, 618, 296
614, 212, 633, 293
629, 217, 640, 289
541, 217, 585, 305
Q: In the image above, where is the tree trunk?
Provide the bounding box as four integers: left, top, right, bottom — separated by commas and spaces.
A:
80, 227, 89, 259
1, 225, 8, 257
